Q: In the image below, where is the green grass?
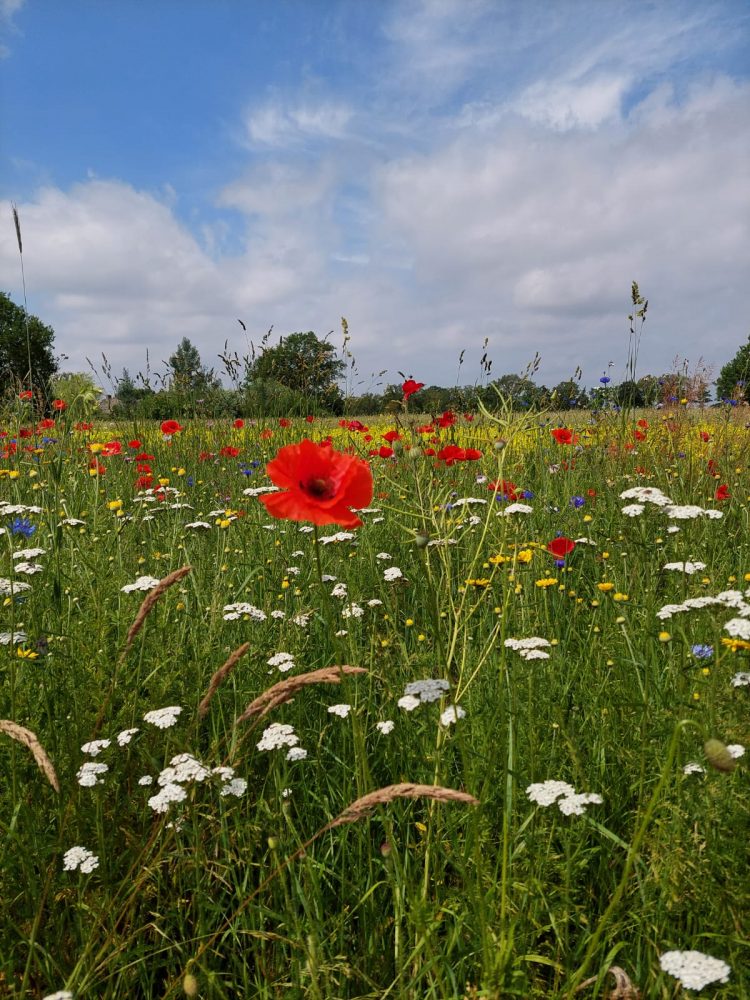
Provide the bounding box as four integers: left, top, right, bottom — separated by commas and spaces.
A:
1, 403, 749, 998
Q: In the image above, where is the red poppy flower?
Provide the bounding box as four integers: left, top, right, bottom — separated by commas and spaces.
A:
402, 379, 424, 400
233, 419, 244, 429
135, 474, 153, 489
437, 410, 456, 428
128, 439, 141, 449
305, 415, 314, 423
634, 430, 646, 441
38, 418, 55, 430
260, 428, 273, 439
161, 420, 183, 435
715, 484, 730, 501
488, 480, 518, 501
101, 440, 122, 456
547, 536, 576, 559
75, 422, 93, 431
375, 445, 394, 458
52, 399, 67, 411
19, 428, 32, 438
279, 418, 291, 428
220, 446, 240, 458
700, 431, 711, 442
198, 451, 214, 461
637, 419, 648, 429
382, 429, 401, 443
18, 390, 33, 400
464, 448, 482, 460
258, 438, 373, 528
551, 427, 577, 445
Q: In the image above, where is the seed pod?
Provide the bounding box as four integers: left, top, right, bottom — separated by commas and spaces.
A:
704, 738, 736, 773
183, 972, 199, 996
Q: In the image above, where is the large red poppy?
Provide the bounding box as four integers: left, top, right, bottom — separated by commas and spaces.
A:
547, 536, 576, 559
161, 419, 183, 435
402, 379, 424, 400
551, 427, 577, 445
258, 439, 373, 528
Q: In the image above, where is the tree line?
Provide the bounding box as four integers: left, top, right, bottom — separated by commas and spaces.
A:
2, 291, 749, 419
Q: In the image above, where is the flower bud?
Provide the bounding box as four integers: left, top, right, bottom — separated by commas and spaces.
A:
183, 972, 199, 997
267, 835, 279, 850
704, 738, 736, 773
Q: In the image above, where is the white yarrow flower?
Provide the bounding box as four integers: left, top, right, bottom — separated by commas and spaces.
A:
659, 950, 730, 991
116, 728, 139, 746
121, 575, 161, 593
383, 566, 403, 582
526, 780, 576, 806
63, 846, 99, 873
376, 720, 395, 735
76, 762, 108, 787
328, 703, 352, 718
404, 678, 450, 703
397, 694, 421, 712
257, 722, 299, 752
143, 706, 182, 729
81, 739, 110, 756
440, 705, 466, 727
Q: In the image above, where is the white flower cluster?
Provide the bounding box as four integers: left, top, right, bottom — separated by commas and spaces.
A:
147, 755, 247, 812
0, 503, 43, 515
724, 618, 750, 641
376, 720, 395, 735
143, 706, 182, 729
0, 630, 27, 644
659, 950, 730, 991
504, 637, 551, 661
342, 602, 364, 619
440, 705, 466, 727
451, 497, 487, 506
12, 547, 46, 560
13, 562, 44, 575
328, 703, 351, 718
267, 651, 295, 672
662, 561, 707, 574
43, 991, 74, 1000
76, 762, 108, 787
81, 739, 110, 756
656, 589, 750, 621
526, 780, 603, 815
223, 602, 267, 621
497, 502, 533, 515
731, 672, 750, 687
63, 846, 99, 873
319, 531, 355, 544
0, 578, 32, 596
121, 575, 160, 593
117, 728, 139, 746
618, 488, 723, 521
257, 722, 299, 752
403, 678, 450, 704
383, 566, 404, 582
330, 582, 348, 598
242, 485, 281, 496
185, 521, 211, 529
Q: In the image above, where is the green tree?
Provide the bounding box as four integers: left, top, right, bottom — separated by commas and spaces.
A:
0, 291, 58, 396
614, 380, 645, 408
551, 380, 588, 410
716, 334, 750, 402
244, 331, 345, 412
483, 374, 547, 411
168, 338, 219, 394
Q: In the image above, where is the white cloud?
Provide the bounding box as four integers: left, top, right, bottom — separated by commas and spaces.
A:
244, 98, 353, 148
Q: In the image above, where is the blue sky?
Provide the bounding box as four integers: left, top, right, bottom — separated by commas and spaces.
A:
1, 0, 749, 393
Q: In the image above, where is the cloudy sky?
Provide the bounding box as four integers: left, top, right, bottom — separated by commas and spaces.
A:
1, 0, 748, 395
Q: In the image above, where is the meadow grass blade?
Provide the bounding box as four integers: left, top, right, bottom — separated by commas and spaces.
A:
0, 719, 59, 793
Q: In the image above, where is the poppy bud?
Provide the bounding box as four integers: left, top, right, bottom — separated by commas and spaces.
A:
494, 439, 507, 450
267, 835, 279, 850
414, 531, 430, 548
704, 738, 736, 773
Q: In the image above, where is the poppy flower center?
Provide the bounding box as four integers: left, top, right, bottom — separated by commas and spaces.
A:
303, 475, 336, 500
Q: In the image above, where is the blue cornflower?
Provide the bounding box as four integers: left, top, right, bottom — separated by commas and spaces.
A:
554, 558, 566, 569
11, 517, 36, 538
599, 375, 611, 385
186, 476, 195, 487
240, 466, 255, 476
571, 496, 585, 508
522, 490, 534, 499
691, 644, 714, 659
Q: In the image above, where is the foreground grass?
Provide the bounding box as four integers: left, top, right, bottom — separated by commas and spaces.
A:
1, 403, 749, 998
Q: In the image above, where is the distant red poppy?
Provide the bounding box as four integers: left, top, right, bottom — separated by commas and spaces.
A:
258, 438, 373, 528
374, 445, 394, 458
637, 419, 648, 429
19, 428, 32, 438
161, 420, 183, 435
634, 430, 646, 441
547, 536, 576, 559
220, 446, 240, 458
700, 431, 711, 442
402, 378, 424, 400
382, 429, 401, 443
279, 418, 291, 428
18, 390, 32, 400
101, 440, 122, 456
38, 418, 55, 430
260, 428, 273, 439
233, 419, 244, 430
715, 484, 730, 501
75, 422, 93, 431
551, 427, 577, 445
52, 399, 67, 411
135, 474, 153, 489
305, 415, 315, 423
437, 410, 456, 428
488, 480, 518, 501
128, 439, 142, 449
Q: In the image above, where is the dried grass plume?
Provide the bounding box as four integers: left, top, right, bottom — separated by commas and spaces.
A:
119, 566, 192, 662
1, 719, 60, 793
236, 665, 367, 724
198, 642, 251, 719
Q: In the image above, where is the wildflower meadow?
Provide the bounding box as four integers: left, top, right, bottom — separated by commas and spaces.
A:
1, 393, 749, 999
